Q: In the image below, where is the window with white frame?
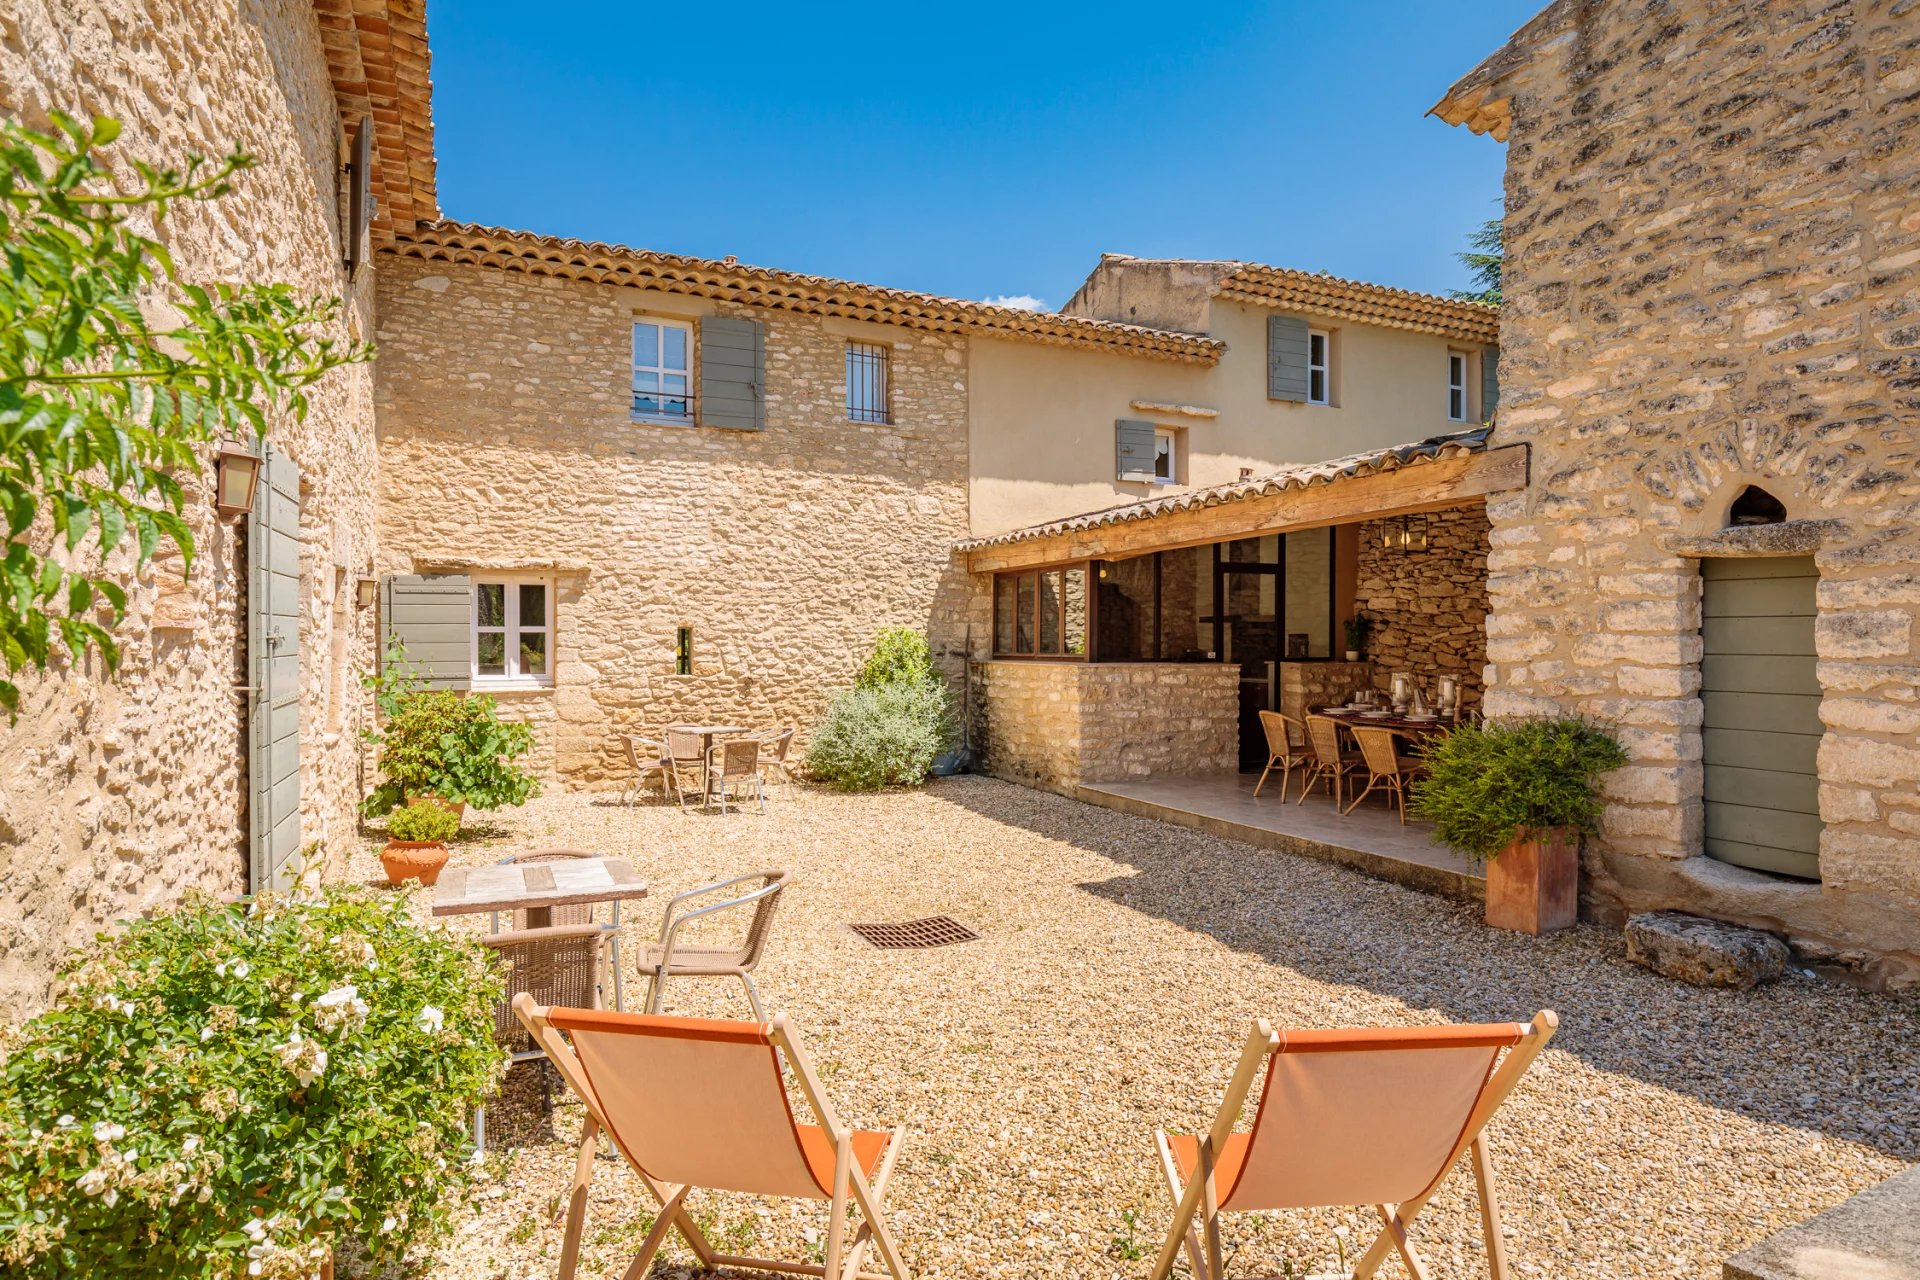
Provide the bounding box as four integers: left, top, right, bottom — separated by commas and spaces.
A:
846, 341, 891, 423
632, 319, 692, 422
1153, 427, 1178, 484
473, 578, 553, 686
1447, 351, 1468, 421
1307, 329, 1331, 405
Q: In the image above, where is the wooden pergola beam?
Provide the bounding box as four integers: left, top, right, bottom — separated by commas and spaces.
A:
962, 444, 1528, 574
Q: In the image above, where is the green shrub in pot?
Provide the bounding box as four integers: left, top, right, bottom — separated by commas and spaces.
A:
385, 801, 460, 845
362, 643, 538, 818
1409, 717, 1626, 862
0, 887, 504, 1277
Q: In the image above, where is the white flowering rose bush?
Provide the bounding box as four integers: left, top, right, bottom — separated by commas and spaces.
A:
0, 887, 505, 1277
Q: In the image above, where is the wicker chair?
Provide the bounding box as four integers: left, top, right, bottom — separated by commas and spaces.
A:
664, 730, 709, 810
476, 922, 613, 1152
1343, 725, 1425, 823
642, 870, 790, 1019
1252, 710, 1309, 801
1297, 714, 1363, 810
622, 734, 671, 806
756, 726, 798, 792
491, 849, 625, 1011
706, 738, 767, 814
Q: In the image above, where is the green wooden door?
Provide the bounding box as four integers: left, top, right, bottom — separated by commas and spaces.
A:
249, 442, 304, 892
1700, 557, 1821, 880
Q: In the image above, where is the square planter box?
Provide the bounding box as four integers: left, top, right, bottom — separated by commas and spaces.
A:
1484, 829, 1579, 934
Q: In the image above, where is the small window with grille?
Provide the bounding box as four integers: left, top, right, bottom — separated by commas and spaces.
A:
846, 341, 891, 424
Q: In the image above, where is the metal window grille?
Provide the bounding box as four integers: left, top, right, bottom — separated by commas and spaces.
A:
846, 341, 891, 424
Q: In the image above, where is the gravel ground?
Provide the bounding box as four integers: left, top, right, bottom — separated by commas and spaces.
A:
343, 779, 1920, 1280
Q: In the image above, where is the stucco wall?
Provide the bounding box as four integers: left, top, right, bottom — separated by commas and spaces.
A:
968, 299, 1488, 536
1481, 0, 1920, 987
972, 660, 1239, 791
372, 256, 973, 787
0, 1, 378, 1017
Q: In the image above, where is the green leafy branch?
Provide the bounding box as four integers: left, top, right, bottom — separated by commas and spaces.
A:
0, 111, 373, 716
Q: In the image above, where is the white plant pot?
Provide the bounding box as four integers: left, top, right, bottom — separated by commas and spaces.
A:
1345, 650, 1361, 662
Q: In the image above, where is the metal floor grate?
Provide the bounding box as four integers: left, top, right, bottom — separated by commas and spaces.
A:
849, 916, 980, 950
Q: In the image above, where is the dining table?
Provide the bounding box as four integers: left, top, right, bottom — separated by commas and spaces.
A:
1315, 705, 1455, 743
432, 854, 649, 930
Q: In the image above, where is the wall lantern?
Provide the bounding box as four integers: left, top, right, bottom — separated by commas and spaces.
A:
355, 576, 378, 609
1379, 514, 1428, 552
213, 441, 262, 521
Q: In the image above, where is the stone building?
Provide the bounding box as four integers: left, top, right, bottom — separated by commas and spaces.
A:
0, 0, 435, 1017
1434, 0, 1920, 987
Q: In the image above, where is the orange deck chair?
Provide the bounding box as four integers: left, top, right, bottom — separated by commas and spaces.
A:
1150, 1011, 1557, 1280
512, 995, 910, 1280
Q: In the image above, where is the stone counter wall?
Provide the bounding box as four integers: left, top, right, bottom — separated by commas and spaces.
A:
1481, 0, 1920, 987
973, 661, 1238, 792
373, 256, 973, 787
0, 2, 380, 1018
1354, 506, 1490, 711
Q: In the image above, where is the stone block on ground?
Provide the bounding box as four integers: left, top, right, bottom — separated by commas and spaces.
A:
1625, 911, 1790, 989
1724, 1164, 1920, 1280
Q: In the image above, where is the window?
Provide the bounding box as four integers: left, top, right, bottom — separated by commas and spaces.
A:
991, 566, 1089, 658
1447, 351, 1468, 421
1307, 329, 1330, 405
1153, 427, 1178, 484
846, 341, 890, 423
675, 625, 693, 675
632, 319, 693, 422
473, 578, 552, 686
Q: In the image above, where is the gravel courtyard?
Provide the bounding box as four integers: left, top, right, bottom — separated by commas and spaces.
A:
348, 779, 1920, 1280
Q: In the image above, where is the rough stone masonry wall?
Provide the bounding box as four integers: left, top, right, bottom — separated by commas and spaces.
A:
1486, 0, 1920, 986
1354, 505, 1490, 710
373, 256, 973, 787
0, 2, 379, 1018
973, 660, 1239, 792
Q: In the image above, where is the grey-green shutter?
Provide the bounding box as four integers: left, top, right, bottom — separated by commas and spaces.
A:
381, 574, 472, 690
1481, 345, 1500, 422
1267, 315, 1310, 402
699, 315, 765, 430
248, 442, 302, 892
1116, 418, 1157, 481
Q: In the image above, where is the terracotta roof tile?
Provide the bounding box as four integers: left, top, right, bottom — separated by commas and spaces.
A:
384, 221, 1229, 363
311, 0, 437, 235
954, 428, 1493, 551
1211, 264, 1499, 345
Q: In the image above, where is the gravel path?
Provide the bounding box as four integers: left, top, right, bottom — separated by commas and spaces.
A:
344, 779, 1919, 1280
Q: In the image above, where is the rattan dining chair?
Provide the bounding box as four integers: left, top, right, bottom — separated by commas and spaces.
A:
491, 849, 626, 1011
623, 734, 671, 806
707, 738, 768, 814
1252, 710, 1309, 801
1297, 714, 1363, 810
642, 870, 790, 1019
475, 922, 614, 1153
665, 730, 710, 810
1344, 725, 1425, 823
756, 726, 798, 793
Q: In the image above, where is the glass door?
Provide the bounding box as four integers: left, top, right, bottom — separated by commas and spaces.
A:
1218, 535, 1282, 771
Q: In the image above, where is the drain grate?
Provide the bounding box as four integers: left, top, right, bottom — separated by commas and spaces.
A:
850, 916, 979, 950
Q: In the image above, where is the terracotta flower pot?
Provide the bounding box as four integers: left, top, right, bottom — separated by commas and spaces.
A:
1484, 828, 1579, 935
380, 839, 450, 887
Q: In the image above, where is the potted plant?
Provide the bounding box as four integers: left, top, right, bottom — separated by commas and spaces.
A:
379, 801, 460, 886
363, 642, 540, 820
0, 887, 504, 1278
1343, 613, 1373, 662
1409, 717, 1626, 934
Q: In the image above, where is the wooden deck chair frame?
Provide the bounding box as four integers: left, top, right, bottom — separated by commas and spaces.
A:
513, 995, 911, 1280
1149, 1010, 1557, 1280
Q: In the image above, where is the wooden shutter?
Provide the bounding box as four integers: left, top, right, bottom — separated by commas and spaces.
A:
249, 442, 303, 892
1481, 345, 1500, 422
699, 315, 765, 430
381, 574, 473, 690
1267, 315, 1310, 402
1116, 419, 1158, 481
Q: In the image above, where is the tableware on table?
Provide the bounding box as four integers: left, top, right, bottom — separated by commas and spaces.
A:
1389, 672, 1413, 712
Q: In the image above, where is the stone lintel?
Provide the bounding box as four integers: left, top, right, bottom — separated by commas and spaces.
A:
1661, 519, 1852, 559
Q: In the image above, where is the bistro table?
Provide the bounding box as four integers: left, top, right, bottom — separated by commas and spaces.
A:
432, 854, 649, 930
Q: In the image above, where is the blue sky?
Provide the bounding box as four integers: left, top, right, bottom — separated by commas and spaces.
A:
430, 2, 1540, 309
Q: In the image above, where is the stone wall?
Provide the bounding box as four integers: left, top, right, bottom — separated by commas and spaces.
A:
373, 256, 973, 787
972, 661, 1239, 791
1354, 505, 1490, 710
0, 2, 379, 1017
1479, 0, 1920, 987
